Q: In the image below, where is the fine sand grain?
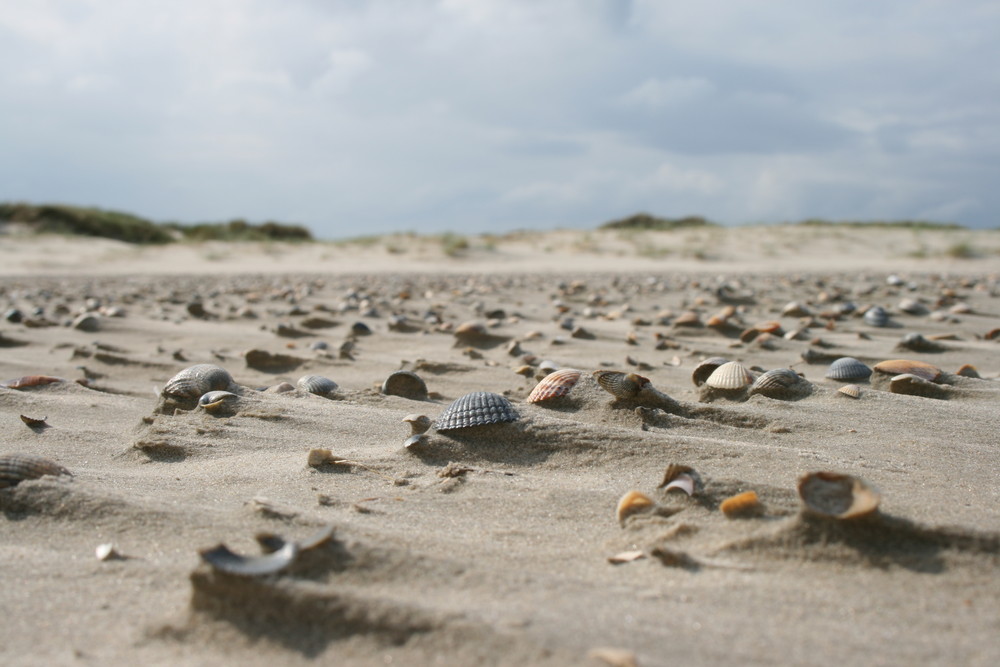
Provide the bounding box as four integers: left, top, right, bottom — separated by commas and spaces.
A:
1, 230, 998, 666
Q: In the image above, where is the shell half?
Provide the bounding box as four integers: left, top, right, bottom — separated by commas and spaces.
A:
825, 357, 872, 381
163, 364, 234, 400
527, 368, 582, 403
435, 391, 519, 431
705, 361, 755, 390
797, 471, 880, 520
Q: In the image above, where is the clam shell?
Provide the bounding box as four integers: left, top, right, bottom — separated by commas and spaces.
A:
381, 370, 428, 401
527, 368, 582, 403
593, 370, 650, 399
71, 313, 100, 332
616, 490, 655, 524
0, 453, 72, 489
163, 364, 234, 399
720, 490, 762, 518
797, 471, 880, 519
704, 361, 755, 390
434, 391, 519, 431
862, 305, 889, 327
888, 373, 949, 399
825, 357, 872, 381
872, 359, 941, 382
781, 301, 811, 317
662, 474, 695, 496
672, 310, 702, 327
837, 384, 861, 399
956, 364, 980, 379
297, 374, 338, 396
198, 390, 239, 411
691, 357, 729, 386
749, 368, 806, 399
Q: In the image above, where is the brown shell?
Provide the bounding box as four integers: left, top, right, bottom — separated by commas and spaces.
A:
691, 357, 729, 387
527, 368, 582, 403
593, 370, 650, 399
672, 311, 702, 327
705, 361, 755, 390
956, 364, 980, 379
1, 375, 65, 389
381, 370, 428, 401
616, 490, 655, 524
0, 453, 72, 489
720, 491, 762, 518
797, 471, 880, 519
888, 373, 949, 399
749, 368, 805, 399
872, 359, 942, 382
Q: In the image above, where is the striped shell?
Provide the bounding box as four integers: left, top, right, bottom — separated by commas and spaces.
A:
862, 305, 889, 327
198, 390, 239, 411
381, 370, 428, 401
163, 364, 234, 400
749, 368, 804, 399
691, 357, 729, 386
705, 361, 755, 390
435, 391, 519, 431
527, 368, 581, 403
837, 384, 861, 399
797, 471, 880, 520
297, 374, 338, 396
0, 453, 72, 489
825, 357, 872, 381
872, 359, 941, 382
593, 370, 650, 399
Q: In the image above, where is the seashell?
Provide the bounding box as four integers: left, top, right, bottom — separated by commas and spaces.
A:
658, 463, 694, 489
307, 448, 346, 467
1, 375, 65, 389
662, 474, 695, 496
672, 310, 702, 327
434, 391, 519, 431
593, 370, 650, 399
403, 433, 430, 450
95, 543, 124, 561
537, 359, 560, 374
705, 361, 754, 390
199, 539, 300, 576
837, 384, 861, 399
749, 368, 807, 399
825, 357, 872, 381
872, 359, 941, 382
0, 453, 72, 489
163, 364, 234, 399
297, 374, 338, 396
20, 415, 49, 428
896, 332, 945, 353
897, 298, 928, 315
956, 364, 980, 379
198, 390, 239, 412
71, 313, 100, 332
4, 308, 23, 323
527, 368, 582, 403
888, 373, 950, 399
862, 305, 889, 327
308, 340, 329, 352
781, 301, 811, 317
265, 381, 296, 393
720, 491, 762, 518
351, 321, 372, 336
402, 414, 431, 435
691, 357, 729, 386
616, 490, 655, 524
381, 370, 429, 401
245, 349, 306, 372
453, 321, 509, 349
797, 471, 880, 520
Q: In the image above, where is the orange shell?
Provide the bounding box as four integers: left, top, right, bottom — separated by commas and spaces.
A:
720, 491, 761, 518
797, 471, 880, 519
1, 375, 65, 389
526, 368, 582, 403
616, 490, 655, 524
872, 359, 941, 382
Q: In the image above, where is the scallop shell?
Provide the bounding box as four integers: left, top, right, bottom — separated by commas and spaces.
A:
162, 364, 234, 400
616, 490, 655, 524
872, 359, 941, 382
593, 370, 650, 399
297, 374, 338, 396
527, 368, 582, 403
704, 361, 755, 390
825, 357, 872, 381
797, 471, 880, 520
381, 370, 428, 401
749, 368, 806, 399
862, 305, 889, 327
434, 391, 519, 431
0, 453, 72, 489
837, 384, 861, 399
691, 357, 729, 386
720, 490, 762, 518
198, 390, 239, 412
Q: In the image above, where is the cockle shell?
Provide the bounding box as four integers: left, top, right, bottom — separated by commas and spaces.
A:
0, 453, 72, 488
691, 357, 729, 386
593, 370, 650, 399
797, 471, 880, 520
705, 361, 755, 390
527, 368, 582, 403
616, 490, 655, 524
837, 384, 861, 399
162, 364, 234, 400
825, 357, 872, 381
381, 370, 428, 401
862, 305, 889, 327
749, 368, 807, 399
434, 391, 519, 431
872, 359, 942, 382
297, 374, 338, 396
198, 390, 239, 412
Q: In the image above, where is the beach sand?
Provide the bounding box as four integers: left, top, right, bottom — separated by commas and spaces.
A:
1, 227, 998, 666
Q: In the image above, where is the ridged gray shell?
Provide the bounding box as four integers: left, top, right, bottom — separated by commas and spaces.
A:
435, 391, 519, 431
297, 374, 338, 396
862, 306, 889, 327
705, 361, 754, 390
163, 364, 234, 399
0, 453, 71, 488
691, 357, 729, 386
593, 370, 650, 399
825, 357, 872, 381
381, 370, 428, 400
749, 368, 804, 398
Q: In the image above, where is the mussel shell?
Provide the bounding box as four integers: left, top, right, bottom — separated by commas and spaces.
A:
527, 368, 582, 403
862, 306, 889, 327
297, 374, 338, 396
691, 357, 729, 387
825, 357, 872, 381
593, 370, 650, 399
163, 364, 234, 399
381, 370, 429, 401
797, 471, 880, 519
749, 368, 806, 399
435, 391, 519, 431
0, 453, 72, 489
705, 361, 755, 390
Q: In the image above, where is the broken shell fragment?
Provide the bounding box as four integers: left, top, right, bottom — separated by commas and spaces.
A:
297, 374, 338, 396
663, 474, 695, 496
527, 368, 582, 403
720, 490, 762, 518
163, 364, 234, 400
198, 390, 239, 412
402, 414, 432, 435
381, 370, 429, 401
616, 490, 655, 524
0, 453, 72, 489
95, 543, 125, 561
307, 448, 346, 467
19, 415, 49, 428
199, 540, 300, 576
593, 370, 650, 399
1, 375, 66, 389
797, 471, 880, 520
434, 391, 519, 431
825, 357, 872, 381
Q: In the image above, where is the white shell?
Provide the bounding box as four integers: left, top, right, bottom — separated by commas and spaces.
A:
705, 361, 754, 390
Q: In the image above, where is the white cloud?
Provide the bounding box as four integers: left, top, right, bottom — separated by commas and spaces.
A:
617, 77, 716, 109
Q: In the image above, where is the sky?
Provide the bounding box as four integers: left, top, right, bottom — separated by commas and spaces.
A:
1, 1, 998, 239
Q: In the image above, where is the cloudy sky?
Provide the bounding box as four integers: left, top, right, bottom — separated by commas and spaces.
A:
1, 1, 998, 238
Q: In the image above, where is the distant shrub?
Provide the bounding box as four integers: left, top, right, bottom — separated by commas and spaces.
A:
944, 242, 979, 259
795, 219, 965, 231
0, 202, 174, 244
170, 219, 313, 242
599, 212, 716, 231
439, 232, 469, 257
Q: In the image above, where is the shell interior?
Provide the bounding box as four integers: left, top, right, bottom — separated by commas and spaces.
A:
797, 471, 880, 519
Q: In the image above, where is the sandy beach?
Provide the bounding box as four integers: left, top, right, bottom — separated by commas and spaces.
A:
1, 226, 998, 666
